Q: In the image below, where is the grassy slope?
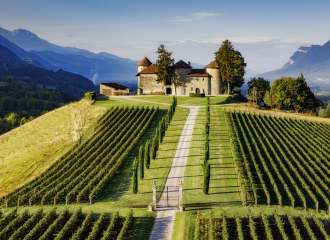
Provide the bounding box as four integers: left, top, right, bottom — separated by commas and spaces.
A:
0, 99, 106, 197
131, 95, 238, 106
228, 102, 330, 124
183, 106, 241, 206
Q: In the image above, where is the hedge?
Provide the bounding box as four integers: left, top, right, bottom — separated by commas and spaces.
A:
189, 93, 205, 97
84, 92, 96, 100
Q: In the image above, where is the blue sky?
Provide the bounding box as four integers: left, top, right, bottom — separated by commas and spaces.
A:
1, 0, 330, 73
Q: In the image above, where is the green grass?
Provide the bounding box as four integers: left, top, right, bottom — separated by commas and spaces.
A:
131, 95, 238, 106
183, 107, 241, 206
94, 96, 174, 108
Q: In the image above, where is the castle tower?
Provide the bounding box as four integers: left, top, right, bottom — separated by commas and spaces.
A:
205, 60, 221, 95
137, 56, 152, 72
137, 57, 152, 93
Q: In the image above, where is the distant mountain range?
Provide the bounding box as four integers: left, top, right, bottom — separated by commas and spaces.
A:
0, 41, 96, 96
0, 27, 140, 89
256, 40, 330, 91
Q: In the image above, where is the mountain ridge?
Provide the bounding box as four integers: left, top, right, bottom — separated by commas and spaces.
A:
257, 40, 330, 90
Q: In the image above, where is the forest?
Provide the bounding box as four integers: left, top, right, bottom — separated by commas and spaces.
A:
0, 77, 77, 135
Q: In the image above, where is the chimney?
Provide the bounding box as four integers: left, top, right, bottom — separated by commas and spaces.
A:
188, 61, 190, 66
118, 82, 120, 85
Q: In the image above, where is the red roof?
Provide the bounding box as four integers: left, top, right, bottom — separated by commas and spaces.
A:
205, 60, 220, 68
137, 57, 152, 67
135, 64, 157, 76
186, 69, 211, 77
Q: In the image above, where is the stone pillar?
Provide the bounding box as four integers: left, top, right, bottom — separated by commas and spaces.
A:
152, 181, 157, 206
179, 181, 183, 204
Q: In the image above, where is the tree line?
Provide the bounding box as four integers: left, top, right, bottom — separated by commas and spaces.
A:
246, 74, 322, 114
0, 77, 77, 135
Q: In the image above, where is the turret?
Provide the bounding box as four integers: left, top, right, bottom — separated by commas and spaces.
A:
137, 56, 152, 73
205, 60, 221, 95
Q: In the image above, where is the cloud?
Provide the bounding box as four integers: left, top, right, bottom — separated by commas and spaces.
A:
192, 12, 223, 19
166, 12, 222, 22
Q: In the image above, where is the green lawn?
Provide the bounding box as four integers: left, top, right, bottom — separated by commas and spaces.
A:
94, 96, 174, 109
131, 95, 238, 106
183, 106, 241, 206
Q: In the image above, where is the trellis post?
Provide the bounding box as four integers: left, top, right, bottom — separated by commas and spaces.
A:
179, 181, 183, 204
152, 181, 157, 207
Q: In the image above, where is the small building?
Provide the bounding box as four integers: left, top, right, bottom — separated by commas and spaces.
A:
99, 82, 129, 96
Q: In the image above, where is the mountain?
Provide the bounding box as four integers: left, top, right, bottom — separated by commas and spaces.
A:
0, 44, 96, 96
0, 35, 52, 69
256, 40, 330, 90
0, 27, 139, 87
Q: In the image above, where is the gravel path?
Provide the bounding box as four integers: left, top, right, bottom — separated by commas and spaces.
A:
149, 106, 200, 240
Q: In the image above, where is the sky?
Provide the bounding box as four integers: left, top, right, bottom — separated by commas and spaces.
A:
1, 0, 330, 73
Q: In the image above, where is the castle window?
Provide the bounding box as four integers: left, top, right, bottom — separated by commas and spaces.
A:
203, 89, 205, 93
203, 78, 204, 81
191, 87, 193, 91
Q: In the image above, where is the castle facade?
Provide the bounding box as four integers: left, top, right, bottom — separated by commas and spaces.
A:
135, 57, 224, 95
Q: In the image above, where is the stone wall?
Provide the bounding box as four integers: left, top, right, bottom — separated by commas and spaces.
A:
139, 74, 165, 94
186, 76, 211, 95
206, 68, 222, 95
172, 68, 191, 95
100, 85, 129, 96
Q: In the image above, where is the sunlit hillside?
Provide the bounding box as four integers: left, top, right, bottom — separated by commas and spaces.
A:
0, 99, 106, 197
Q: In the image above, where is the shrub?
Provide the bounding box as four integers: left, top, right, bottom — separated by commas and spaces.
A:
189, 93, 205, 97
84, 92, 96, 100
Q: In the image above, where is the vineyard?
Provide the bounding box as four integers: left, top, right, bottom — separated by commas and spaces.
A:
1, 106, 158, 207
193, 211, 330, 240
226, 110, 330, 211
0, 208, 133, 240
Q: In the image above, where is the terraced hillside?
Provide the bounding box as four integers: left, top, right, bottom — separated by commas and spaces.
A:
1, 106, 158, 207
227, 110, 330, 211
0, 99, 106, 197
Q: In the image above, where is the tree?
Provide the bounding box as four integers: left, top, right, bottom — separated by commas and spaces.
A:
269, 74, 321, 112
155, 44, 175, 83
215, 40, 246, 95
132, 158, 138, 194
139, 145, 144, 180
246, 77, 270, 103
144, 140, 150, 169
321, 105, 330, 118
263, 90, 273, 107
151, 138, 157, 159
202, 161, 210, 194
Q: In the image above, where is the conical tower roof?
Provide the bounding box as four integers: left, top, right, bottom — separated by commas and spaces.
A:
205, 60, 220, 68
138, 56, 152, 67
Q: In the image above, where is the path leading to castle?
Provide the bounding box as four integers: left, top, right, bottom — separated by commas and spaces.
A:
149, 106, 199, 240
122, 96, 199, 240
